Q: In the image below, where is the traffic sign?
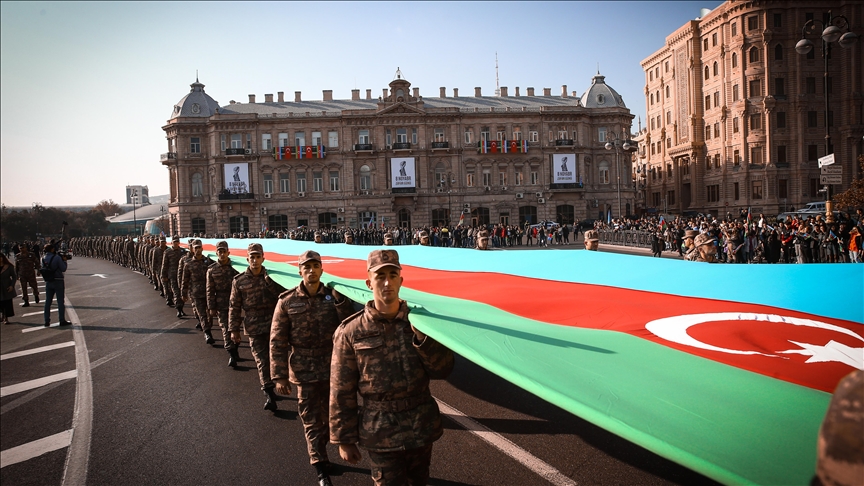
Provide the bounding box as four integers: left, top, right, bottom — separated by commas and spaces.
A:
820, 174, 842, 184
821, 165, 842, 175
818, 153, 835, 168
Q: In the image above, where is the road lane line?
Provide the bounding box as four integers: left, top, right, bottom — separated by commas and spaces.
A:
22, 322, 67, 333
22, 308, 57, 317
0, 429, 73, 469
0, 341, 75, 361
0, 370, 77, 397
60, 298, 92, 486
436, 399, 578, 486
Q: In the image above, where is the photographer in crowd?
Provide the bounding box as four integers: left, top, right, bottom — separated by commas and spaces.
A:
42, 243, 70, 327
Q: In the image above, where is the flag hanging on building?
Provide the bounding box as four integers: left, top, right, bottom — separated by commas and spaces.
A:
458, 211, 465, 226
490, 141, 498, 153
296, 146, 304, 159
520, 140, 529, 153
501, 140, 509, 153
480, 141, 488, 154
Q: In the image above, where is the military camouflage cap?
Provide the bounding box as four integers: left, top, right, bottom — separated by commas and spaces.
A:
298, 250, 321, 265
172, 235, 180, 242
216, 241, 229, 250
816, 370, 863, 486
584, 229, 599, 242
191, 239, 203, 248
188, 238, 195, 244
247, 243, 264, 255
684, 229, 699, 239
367, 249, 401, 272
694, 233, 717, 247
159, 235, 167, 242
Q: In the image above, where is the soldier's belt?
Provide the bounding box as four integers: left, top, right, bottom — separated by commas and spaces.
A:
362, 393, 430, 413
291, 346, 332, 357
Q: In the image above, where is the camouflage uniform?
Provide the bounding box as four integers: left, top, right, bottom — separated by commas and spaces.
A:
15, 249, 40, 305
161, 241, 186, 310
177, 240, 197, 320
229, 260, 285, 391
271, 267, 354, 465
207, 242, 240, 362
330, 299, 454, 486
151, 241, 166, 295
816, 369, 863, 486
182, 249, 215, 335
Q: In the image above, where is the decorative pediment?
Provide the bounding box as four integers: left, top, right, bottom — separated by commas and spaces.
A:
377, 102, 426, 116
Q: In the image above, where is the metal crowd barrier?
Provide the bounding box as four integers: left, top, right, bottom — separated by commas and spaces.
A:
597, 229, 655, 249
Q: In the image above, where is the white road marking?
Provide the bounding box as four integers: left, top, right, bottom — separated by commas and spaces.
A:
90, 274, 107, 279
60, 299, 92, 486
0, 370, 77, 398
0, 429, 73, 469
0, 341, 75, 361
23, 308, 57, 317
22, 322, 68, 333
436, 399, 578, 486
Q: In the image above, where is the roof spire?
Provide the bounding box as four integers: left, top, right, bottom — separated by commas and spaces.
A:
394, 67, 402, 80
495, 52, 500, 97
597, 63, 600, 75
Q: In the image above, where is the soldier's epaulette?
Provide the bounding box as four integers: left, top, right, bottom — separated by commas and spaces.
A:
232, 273, 245, 281
340, 308, 364, 327
277, 287, 298, 300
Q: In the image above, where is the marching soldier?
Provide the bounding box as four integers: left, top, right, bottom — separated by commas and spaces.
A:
271, 250, 355, 485
207, 241, 241, 366
382, 232, 394, 246
178, 238, 198, 325
161, 235, 187, 317
229, 243, 285, 411
15, 243, 40, 306
475, 230, 491, 250
682, 229, 700, 261
182, 239, 215, 344
330, 249, 454, 486
583, 229, 600, 251
151, 236, 167, 297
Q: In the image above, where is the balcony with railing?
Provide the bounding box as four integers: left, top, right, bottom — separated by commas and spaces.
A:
225, 148, 247, 156
353, 143, 374, 152
218, 190, 255, 200
430, 141, 449, 151
391, 142, 412, 151
554, 139, 575, 147
160, 152, 176, 164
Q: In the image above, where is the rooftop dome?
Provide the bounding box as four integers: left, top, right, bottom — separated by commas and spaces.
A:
580, 73, 626, 109
170, 78, 220, 119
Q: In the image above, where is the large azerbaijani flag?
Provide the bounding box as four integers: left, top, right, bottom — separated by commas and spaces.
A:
196, 238, 863, 485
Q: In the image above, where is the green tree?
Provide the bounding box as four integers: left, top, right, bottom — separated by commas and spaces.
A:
94, 199, 124, 217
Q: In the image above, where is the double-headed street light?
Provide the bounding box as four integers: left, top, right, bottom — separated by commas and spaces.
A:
605, 130, 633, 220
796, 10, 858, 222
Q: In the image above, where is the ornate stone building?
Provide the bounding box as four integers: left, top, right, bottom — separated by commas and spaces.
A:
161, 71, 635, 235
639, 0, 862, 217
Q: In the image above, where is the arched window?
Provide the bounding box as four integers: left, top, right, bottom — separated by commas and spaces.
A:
749, 47, 760, 63
359, 164, 371, 191
472, 207, 490, 226
732, 52, 738, 68
434, 162, 447, 187
656, 91, 660, 103
599, 162, 610, 184
774, 43, 783, 60
713, 61, 718, 76
191, 173, 203, 197
650, 93, 654, 105
229, 216, 248, 234
191, 217, 206, 234
268, 214, 288, 231
319, 212, 338, 229
431, 208, 449, 226
704, 66, 710, 80
665, 86, 670, 98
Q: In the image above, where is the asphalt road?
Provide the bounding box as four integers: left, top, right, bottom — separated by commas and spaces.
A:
1, 254, 714, 486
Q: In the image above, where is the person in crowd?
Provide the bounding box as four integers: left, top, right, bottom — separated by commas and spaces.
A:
0, 253, 17, 325
330, 249, 454, 486
207, 241, 241, 367
476, 230, 491, 250
583, 230, 600, 251
14, 243, 39, 307
42, 243, 70, 326
182, 240, 215, 344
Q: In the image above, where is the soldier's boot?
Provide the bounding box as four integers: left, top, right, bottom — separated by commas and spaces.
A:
314, 462, 333, 486
22, 300, 30, 307
166, 298, 174, 307
204, 331, 215, 345
195, 319, 202, 330
227, 348, 239, 368
34, 293, 39, 304
177, 309, 184, 318
263, 387, 278, 411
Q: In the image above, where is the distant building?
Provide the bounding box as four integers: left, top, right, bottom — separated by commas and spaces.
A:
160, 72, 636, 235
126, 185, 150, 205
640, 0, 862, 216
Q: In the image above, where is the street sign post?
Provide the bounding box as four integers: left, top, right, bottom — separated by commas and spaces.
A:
820, 165, 842, 175
818, 153, 835, 168
820, 174, 842, 184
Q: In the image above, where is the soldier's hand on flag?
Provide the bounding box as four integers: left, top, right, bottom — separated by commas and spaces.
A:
410, 323, 427, 342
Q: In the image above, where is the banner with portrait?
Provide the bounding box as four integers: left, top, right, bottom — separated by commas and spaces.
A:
224, 163, 250, 194
390, 157, 416, 188
552, 154, 577, 184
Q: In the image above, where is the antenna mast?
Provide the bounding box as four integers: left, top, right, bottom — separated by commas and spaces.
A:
495, 52, 500, 97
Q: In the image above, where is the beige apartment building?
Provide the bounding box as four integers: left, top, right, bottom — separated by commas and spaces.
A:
161, 70, 635, 235
639, 0, 862, 217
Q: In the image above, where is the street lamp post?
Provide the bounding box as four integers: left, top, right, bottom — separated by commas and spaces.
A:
604, 130, 633, 220
31, 202, 42, 241
796, 10, 858, 223
131, 189, 138, 237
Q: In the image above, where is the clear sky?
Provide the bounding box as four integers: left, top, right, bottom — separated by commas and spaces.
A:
1, 0, 724, 207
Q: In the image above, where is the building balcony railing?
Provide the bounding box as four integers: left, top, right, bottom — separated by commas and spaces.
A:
160, 152, 177, 161
225, 148, 247, 156
353, 143, 374, 152
218, 191, 254, 200
554, 139, 575, 146
392, 142, 412, 150
391, 187, 416, 194
430, 141, 449, 149
477, 140, 529, 154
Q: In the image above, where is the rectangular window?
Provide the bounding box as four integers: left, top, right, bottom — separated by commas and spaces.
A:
706, 125, 712, 139
329, 171, 339, 192
733, 117, 740, 133
777, 145, 787, 164
466, 172, 475, 187
296, 172, 307, 193
190, 137, 201, 153
328, 131, 339, 148
828, 110, 834, 127
498, 131, 507, 141
667, 164, 673, 178
482, 171, 491, 187
667, 190, 676, 205
808, 144, 818, 161
810, 178, 819, 197
529, 131, 539, 142
263, 174, 273, 195
481, 127, 490, 141
396, 128, 407, 144
749, 79, 761, 97
707, 185, 720, 202
779, 179, 788, 199
733, 84, 739, 101
752, 180, 763, 199
221, 134, 226, 151
246, 133, 252, 150
512, 127, 522, 140
598, 127, 607, 142
312, 131, 322, 146
464, 128, 472, 144
411, 128, 417, 144
515, 172, 523, 186
278, 133, 289, 147
313, 171, 323, 192
751, 146, 763, 165
260, 134, 271, 151
705, 95, 711, 110
777, 111, 786, 128
231, 134, 242, 149
808, 111, 818, 127
713, 91, 720, 108
712, 32, 717, 46
806, 77, 816, 94
652, 192, 661, 207
600, 168, 610, 184
773, 13, 782, 28
733, 149, 741, 166
557, 130, 568, 140
358, 129, 370, 144
295, 131, 305, 147
280, 173, 290, 193
734, 182, 740, 200
826, 76, 833, 95
434, 128, 445, 142
732, 22, 737, 36
499, 171, 507, 186
531, 171, 539, 185
774, 78, 785, 96
748, 16, 758, 30
750, 113, 762, 130
385, 129, 392, 146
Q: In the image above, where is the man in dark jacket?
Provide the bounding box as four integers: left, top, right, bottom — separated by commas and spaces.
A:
42, 243, 69, 327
